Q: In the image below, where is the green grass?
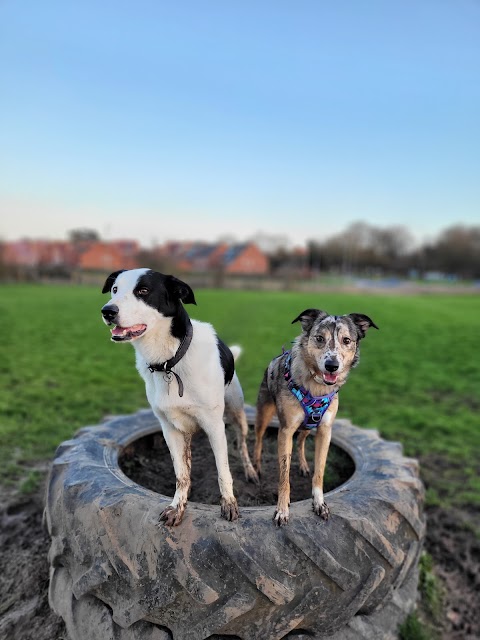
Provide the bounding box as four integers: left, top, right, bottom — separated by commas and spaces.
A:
397, 553, 444, 640
398, 613, 434, 640
1, 284, 479, 507
417, 554, 444, 623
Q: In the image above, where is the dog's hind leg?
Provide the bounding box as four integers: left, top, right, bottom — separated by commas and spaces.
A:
253, 370, 276, 476
225, 409, 259, 485
297, 429, 311, 476
225, 376, 259, 484
159, 428, 192, 527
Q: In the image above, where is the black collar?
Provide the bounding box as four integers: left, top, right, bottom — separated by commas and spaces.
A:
147, 321, 193, 397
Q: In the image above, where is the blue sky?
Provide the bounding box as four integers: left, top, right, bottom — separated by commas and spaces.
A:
1, 0, 479, 247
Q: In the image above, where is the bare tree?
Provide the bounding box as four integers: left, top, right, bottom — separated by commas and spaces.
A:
426, 225, 480, 278
308, 221, 415, 275
136, 248, 173, 274
68, 229, 100, 244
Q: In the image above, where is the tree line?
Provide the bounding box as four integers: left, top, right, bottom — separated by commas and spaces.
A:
303, 222, 480, 280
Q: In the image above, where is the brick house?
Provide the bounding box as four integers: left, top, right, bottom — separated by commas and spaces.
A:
39, 241, 77, 270
3, 239, 77, 273
176, 243, 229, 272
221, 243, 268, 274
78, 241, 139, 271
3, 239, 43, 267
161, 241, 269, 275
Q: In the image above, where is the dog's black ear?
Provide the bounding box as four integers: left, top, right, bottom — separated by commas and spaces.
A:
165, 275, 197, 305
102, 270, 126, 294
348, 313, 379, 339
292, 308, 328, 332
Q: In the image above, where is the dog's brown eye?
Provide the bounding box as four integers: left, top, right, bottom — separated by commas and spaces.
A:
343, 337, 352, 345
137, 288, 149, 296
112, 286, 118, 294
315, 335, 325, 344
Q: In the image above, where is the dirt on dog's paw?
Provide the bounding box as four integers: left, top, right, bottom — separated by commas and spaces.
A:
273, 508, 290, 526
220, 497, 239, 521
313, 500, 330, 520
159, 505, 185, 527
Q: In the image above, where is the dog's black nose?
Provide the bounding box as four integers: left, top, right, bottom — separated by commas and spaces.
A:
101, 304, 119, 322
325, 360, 339, 373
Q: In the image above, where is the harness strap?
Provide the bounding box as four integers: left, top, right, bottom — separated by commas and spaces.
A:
147, 322, 193, 397
283, 351, 337, 430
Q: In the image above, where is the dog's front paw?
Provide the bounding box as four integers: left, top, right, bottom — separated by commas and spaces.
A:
273, 508, 290, 526
159, 505, 185, 527
312, 500, 330, 521
221, 497, 239, 521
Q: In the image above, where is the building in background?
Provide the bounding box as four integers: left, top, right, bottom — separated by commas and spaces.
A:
78, 240, 139, 271
1, 237, 269, 279
2, 238, 139, 277
159, 241, 268, 275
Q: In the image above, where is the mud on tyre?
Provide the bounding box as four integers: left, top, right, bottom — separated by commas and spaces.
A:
46, 407, 425, 640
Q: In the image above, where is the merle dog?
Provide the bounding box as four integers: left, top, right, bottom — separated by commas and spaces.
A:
253, 309, 378, 525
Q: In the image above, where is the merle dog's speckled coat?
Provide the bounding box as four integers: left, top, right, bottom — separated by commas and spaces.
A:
101, 268, 258, 526
254, 308, 378, 526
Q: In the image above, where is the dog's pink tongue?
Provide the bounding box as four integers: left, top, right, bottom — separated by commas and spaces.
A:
111, 324, 146, 336
323, 372, 338, 384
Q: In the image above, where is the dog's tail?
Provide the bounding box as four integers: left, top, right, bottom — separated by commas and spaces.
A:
229, 345, 242, 362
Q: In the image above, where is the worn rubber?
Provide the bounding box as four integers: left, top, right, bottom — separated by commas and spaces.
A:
46, 406, 425, 640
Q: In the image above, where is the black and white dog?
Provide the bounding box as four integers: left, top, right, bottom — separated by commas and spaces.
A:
101, 268, 258, 526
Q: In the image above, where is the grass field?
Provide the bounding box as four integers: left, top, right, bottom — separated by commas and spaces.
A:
1, 283, 479, 508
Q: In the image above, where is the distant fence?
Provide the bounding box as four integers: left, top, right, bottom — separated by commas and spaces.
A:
73, 270, 480, 295
75, 270, 300, 291
2, 268, 478, 294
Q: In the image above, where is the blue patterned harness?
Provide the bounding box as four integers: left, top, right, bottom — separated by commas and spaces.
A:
282, 351, 337, 430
